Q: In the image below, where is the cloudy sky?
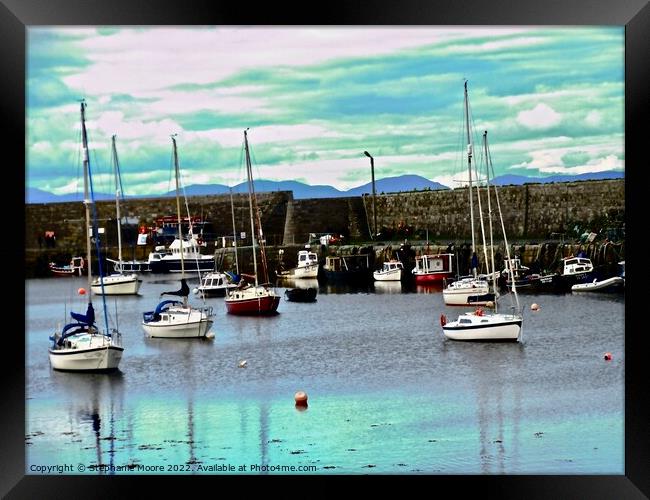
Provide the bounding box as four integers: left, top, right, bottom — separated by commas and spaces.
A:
27, 27, 624, 196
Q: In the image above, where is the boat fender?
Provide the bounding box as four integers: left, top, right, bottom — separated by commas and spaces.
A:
440, 314, 447, 327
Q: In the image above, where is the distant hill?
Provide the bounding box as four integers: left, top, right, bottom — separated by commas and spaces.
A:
26, 171, 624, 203
491, 171, 624, 186
345, 175, 447, 196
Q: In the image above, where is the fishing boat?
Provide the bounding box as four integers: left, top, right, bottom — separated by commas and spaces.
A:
322, 254, 373, 283
525, 255, 596, 293
224, 130, 280, 315
412, 253, 454, 284
146, 236, 215, 273
373, 260, 404, 281
91, 135, 142, 295
276, 248, 319, 279
196, 271, 238, 297
49, 100, 124, 371
141, 136, 214, 338
49, 256, 85, 277
442, 83, 523, 342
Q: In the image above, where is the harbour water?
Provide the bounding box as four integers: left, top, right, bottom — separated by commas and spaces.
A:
25, 275, 624, 474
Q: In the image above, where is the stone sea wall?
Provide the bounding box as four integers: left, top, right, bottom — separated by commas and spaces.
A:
25, 179, 624, 277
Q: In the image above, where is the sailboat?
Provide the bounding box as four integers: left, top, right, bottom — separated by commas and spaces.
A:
224, 129, 280, 315
141, 135, 215, 338
48, 100, 124, 371
441, 83, 523, 342
197, 187, 240, 298
91, 135, 142, 295
443, 81, 494, 307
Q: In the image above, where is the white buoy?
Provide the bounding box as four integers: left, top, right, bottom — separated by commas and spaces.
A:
238, 359, 248, 368
205, 331, 215, 339
531, 303, 540, 311
193, 288, 199, 295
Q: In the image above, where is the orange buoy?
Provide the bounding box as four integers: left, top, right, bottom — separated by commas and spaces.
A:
531, 303, 540, 311
604, 352, 612, 361
78, 288, 86, 295
294, 391, 308, 407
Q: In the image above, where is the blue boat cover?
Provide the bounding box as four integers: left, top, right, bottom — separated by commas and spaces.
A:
161, 279, 189, 297
70, 303, 95, 325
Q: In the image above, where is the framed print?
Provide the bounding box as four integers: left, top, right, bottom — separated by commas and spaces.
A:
5, 0, 648, 497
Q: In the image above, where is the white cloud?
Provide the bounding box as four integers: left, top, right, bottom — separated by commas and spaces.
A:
585, 110, 602, 126
516, 103, 562, 129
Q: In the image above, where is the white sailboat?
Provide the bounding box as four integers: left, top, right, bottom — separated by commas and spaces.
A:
443, 80, 493, 307
49, 100, 124, 371
92, 135, 142, 295
224, 129, 280, 315
442, 83, 523, 342
141, 136, 214, 338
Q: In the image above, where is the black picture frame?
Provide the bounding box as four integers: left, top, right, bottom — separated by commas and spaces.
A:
5, 0, 647, 496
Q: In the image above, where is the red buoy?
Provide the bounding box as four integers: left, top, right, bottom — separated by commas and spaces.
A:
294, 391, 308, 408
604, 352, 612, 361
78, 288, 86, 295
440, 314, 447, 327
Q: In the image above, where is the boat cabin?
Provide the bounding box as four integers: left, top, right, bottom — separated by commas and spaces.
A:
382, 261, 404, 272
298, 250, 318, 267
324, 254, 370, 272
413, 253, 453, 273
562, 257, 593, 276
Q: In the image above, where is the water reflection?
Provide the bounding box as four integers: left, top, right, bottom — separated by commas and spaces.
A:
470, 343, 525, 473
372, 281, 404, 294
60, 372, 124, 474
276, 278, 318, 290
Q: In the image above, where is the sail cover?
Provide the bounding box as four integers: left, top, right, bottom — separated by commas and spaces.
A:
70, 303, 95, 325
161, 278, 190, 297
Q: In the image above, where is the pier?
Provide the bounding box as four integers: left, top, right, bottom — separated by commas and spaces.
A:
25, 179, 624, 278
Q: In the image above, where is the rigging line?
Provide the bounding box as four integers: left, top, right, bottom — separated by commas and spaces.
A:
179, 166, 208, 305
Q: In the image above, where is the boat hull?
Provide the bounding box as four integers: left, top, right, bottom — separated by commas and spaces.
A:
142, 318, 214, 338
572, 276, 624, 293
149, 257, 215, 273
373, 269, 402, 281
414, 272, 453, 284
49, 345, 123, 371
91, 274, 142, 295
443, 319, 522, 341
285, 288, 317, 302
443, 289, 496, 306
322, 269, 372, 284
225, 294, 280, 315
277, 264, 319, 279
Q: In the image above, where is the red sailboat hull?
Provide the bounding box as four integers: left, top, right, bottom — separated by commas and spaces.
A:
414, 271, 453, 284
225, 294, 280, 315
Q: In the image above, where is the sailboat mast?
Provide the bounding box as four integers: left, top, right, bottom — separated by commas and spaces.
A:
229, 187, 240, 275
80, 101, 93, 297
243, 130, 259, 287
111, 135, 123, 263
484, 131, 497, 307
486, 134, 520, 312
464, 81, 477, 276
171, 135, 185, 278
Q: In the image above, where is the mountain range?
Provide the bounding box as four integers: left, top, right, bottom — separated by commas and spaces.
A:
25, 171, 624, 204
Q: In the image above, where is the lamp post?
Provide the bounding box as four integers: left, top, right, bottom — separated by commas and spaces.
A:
363, 151, 377, 240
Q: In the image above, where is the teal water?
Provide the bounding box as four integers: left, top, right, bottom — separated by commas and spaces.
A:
26, 276, 624, 474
